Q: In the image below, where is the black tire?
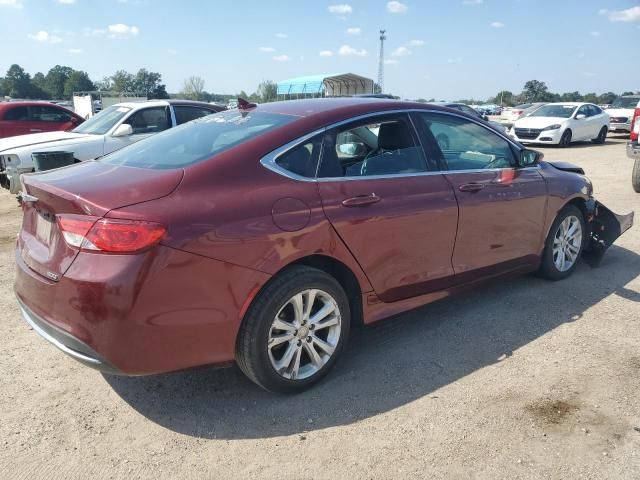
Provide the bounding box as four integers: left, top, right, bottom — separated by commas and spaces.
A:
538, 205, 586, 280
559, 129, 572, 148
633, 158, 640, 193
236, 265, 350, 393
591, 126, 607, 144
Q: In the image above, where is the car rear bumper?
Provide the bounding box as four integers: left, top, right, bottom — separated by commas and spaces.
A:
14, 243, 271, 375
627, 141, 640, 160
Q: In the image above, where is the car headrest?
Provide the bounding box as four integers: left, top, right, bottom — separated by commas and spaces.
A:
377, 121, 414, 150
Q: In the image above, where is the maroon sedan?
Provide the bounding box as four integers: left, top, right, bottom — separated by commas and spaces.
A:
0, 101, 83, 138
14, 98, 633, 393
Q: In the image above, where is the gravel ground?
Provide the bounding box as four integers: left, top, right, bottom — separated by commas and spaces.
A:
0, 135, 639, 479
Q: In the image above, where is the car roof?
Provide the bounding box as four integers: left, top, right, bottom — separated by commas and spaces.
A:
111, 99, 219, 109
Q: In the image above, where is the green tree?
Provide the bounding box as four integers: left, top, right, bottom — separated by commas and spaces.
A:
44, 65, 74, 99
111, 70, 136, 93
598, 92, 617, 104
622, 91, 636, 96
63, 70, 94, 97
522, 80, 550, 102
583, 92, 599, 104
256, 80, 277, 103
4, 64, 34, 98
559, 91, 582, 102
133, 68, 168, 99
493, 90, 514, 106
94, 76, 113, 91
182, 76, 206, 100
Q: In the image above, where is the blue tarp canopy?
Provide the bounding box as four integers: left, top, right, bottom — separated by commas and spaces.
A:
277, 73, 374, 96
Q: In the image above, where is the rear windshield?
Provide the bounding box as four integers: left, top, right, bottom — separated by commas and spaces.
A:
101, 110, 295, 169
529, 104, 577, 118
610, 97, 639, 109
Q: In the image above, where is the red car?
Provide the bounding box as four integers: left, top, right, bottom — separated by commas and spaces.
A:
14, 98, 633, 393
0, 101, 84, 138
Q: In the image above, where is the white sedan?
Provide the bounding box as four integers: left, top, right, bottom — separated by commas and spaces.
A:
510, 102, 610, 147
0, 99, 223, 193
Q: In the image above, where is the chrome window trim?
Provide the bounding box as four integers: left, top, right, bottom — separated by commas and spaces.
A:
259, 108, 529, 182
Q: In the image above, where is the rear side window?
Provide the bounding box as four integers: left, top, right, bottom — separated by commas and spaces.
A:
3, 106, 29, 121
174, 106, 216, 125
275, 134, 323, 178
102, 110, 296, 169
31, 105, 73, 122
588, 105, 602, 116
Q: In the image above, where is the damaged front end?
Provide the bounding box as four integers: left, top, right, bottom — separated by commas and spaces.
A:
583, 199, 634, 266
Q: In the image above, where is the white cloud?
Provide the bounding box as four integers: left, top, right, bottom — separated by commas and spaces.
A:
490, 21, 504, 28
68, 48, 82, 54
275, 32, 288, 38
28, 31, 63, 43
84, 28, 106, 36
608, 6, 640, 22
447, 57, 462, 63
384, 59, 398, 65
57, 0, 76, 4
462, 0, 482, 4
319, 50, 334, 57
391, 46, 411, 56
346, 27, 361, 35
272, 54, 290, 62
328, 4, 352, 14
387, 1, 407, 13
338, 44, 367, 56
258, 46, 275, 52
408, 39, 425, 46
0, 0, 23, 8
590, 31, 600, 37
598, 8, 608, 15
107, 23, 139, 38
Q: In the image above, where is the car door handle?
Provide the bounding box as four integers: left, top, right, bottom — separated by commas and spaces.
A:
341, 194, 381, 207
458, 182, 486, 192
30, 129, 43, 132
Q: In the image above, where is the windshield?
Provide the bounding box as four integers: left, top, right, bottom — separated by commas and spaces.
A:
72, 105, 132, 135
529, 104, 577, 118
101, 110, 296, 169
610, 97, 639, 109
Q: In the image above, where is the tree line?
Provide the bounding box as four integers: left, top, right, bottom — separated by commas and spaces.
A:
0, 64, 278, 104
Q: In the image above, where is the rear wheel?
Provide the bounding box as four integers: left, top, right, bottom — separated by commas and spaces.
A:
539, 205, 585, 280
591, 126, 607, 144
236, 266, 350, 393
559, 129, 572, 147
633, 158, 640, 193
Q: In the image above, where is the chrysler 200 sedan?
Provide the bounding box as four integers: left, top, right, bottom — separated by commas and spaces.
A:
14, 98, 633, 393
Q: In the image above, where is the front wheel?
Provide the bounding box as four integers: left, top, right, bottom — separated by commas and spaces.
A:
538, 205, 585, 280
591, 126, 607, 144
559, 129, 572, 148
236, 266, 350, 393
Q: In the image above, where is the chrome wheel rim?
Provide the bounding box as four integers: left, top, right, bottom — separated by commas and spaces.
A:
268, 289, 341, 380
552, 215, 582, 272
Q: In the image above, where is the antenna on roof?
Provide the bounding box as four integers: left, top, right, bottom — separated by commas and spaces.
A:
237, 97, 257, 110
378, 29, 387, 93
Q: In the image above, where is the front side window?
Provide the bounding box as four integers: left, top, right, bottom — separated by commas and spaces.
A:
318, 114, 427, 178
576, 105, 589, 117
31, 106, 72, 122
72, 105, 131, 135
102, 110, 296, 169
127, 107, 170, 134
3, 106, 28, 121
417, 113, 516, 171
174, 106, 217, 125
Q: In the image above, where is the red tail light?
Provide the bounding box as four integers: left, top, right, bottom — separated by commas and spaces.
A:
631, 107, 640, 142
57, 214, 166, 253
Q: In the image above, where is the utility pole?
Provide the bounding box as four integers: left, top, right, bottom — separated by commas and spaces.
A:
378, 29, 386, 93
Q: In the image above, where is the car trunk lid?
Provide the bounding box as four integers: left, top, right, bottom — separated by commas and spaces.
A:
18, 161, 183, 281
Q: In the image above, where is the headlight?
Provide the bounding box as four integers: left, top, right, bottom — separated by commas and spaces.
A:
542, 124, 561, 131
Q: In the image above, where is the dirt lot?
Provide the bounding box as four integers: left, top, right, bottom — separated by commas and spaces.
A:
1, 135, 639, 479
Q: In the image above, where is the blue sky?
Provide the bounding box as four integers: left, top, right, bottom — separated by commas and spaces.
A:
1, 0, 639, 100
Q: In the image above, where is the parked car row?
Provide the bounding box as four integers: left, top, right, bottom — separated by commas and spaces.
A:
0, 101, 84, 139
12, 97, 633, 392
0, 99, 224, 193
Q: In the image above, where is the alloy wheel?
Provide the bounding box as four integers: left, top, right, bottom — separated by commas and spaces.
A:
552, 215, 583, 272
267, 289, 341, 380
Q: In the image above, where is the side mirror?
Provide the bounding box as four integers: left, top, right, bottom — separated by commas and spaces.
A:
338, 142, 367, 156
575, 114, 586, 120
112, 123, 133, 137
520, 149, 542, 167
